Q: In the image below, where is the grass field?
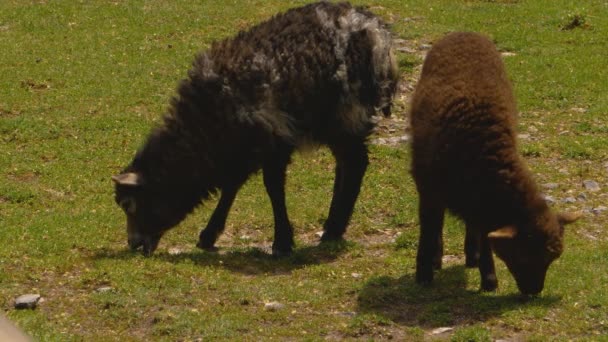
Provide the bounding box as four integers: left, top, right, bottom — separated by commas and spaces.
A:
1, 0, 608, 340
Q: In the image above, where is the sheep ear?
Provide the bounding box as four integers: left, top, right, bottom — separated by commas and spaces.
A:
557, 211, 582, 226
112, 172, 143, 186
488, 226, 517, 240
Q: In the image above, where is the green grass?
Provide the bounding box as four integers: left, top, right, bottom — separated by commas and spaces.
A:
2, 0, 608, 340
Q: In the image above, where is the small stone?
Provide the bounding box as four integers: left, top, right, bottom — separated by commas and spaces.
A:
14, 294, 41, 309
374, 137, 387, 145
501, 52, 517, 57
518, 133, 531, 140
419, 43, 432, 50
338, 311, 356, 317
351, 273, 363, 279
562, 197, 576, 204
403, 16, 424, 23
96, 286, 113, 293
543, 195, 556, 204
542, 183, 559, 190
168, 248, 183, 255
315, 231, 324, 238
430, 327, 454, 335
239, 235, 251, 241
571, 107, 587, 113
264, 302, 285, 312
396, 46, 416, 54
592, 206, 607, 215
583, 180, 601, 192
577, 193, 588, 201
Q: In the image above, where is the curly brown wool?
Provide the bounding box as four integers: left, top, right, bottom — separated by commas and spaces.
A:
410, 32, 579, 295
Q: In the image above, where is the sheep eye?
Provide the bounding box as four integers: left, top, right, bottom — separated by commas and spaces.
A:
119, 198, 136, 214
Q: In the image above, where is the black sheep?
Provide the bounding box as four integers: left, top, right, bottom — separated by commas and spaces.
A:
113, 1, 398, 257
409, 32, 579, 295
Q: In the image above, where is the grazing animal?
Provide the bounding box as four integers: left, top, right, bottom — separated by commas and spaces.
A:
112, 1, 398, 257
409, 32, 579, 295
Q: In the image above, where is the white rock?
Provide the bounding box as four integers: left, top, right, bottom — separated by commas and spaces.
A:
168, 248, 183, 255
14, 294, 41, 309
430, 327, 454, 335
583, 180, 601, 192
542, 183, 559, 189
518, 133, 531, 140
264, 302, 285, 312
96, 286, 113, 293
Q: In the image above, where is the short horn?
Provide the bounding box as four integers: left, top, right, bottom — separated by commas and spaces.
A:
112, 172, 143, 186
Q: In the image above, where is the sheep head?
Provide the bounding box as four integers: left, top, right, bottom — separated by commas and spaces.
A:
488, 211, 580, 295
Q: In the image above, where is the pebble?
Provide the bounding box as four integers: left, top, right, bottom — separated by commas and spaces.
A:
96, 286, 113, 293
338, 311, 356, 318
592, 206, 607, 215
373, 135, 410, 146
396, 46, 416, 54
570, 107, 587, 113
577, 193, 588, 201
518, 133, 531, 140
14, 294, 41, 310
542, 183, 559, 190
562, 197, 576, 204
167, 248, 183, 255
264, 302, 285, 312
583, 180, 601, 192
351, 273, 363, 279
430, 327, 454, 335
543, 195, 556, 204
419, 44, 432, 50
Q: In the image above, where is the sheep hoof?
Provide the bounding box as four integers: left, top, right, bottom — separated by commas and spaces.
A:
319, 232, 345, 242
415, 269, 434, 286
480, 275, 498, 292
196, 240, 218, 252
465, 258, 479, 268
271, 246, 293, 258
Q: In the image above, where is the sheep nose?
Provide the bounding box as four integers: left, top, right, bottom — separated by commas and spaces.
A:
128, 236, 144, 250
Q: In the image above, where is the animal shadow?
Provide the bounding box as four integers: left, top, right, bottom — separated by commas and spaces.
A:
357, 265, 560, 328
93, 240, 350, 275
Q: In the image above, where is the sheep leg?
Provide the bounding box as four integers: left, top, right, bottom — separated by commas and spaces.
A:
415, 194, 445, 285
464, 225, 480, 268
321, 142, 369, 241
479, 234, 498, 291
197, 185, 241, 250
263, 150, 295, 257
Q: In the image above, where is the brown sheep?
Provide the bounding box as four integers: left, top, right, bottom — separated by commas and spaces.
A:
409, 32, 580, 295
112, 1, 398, 257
